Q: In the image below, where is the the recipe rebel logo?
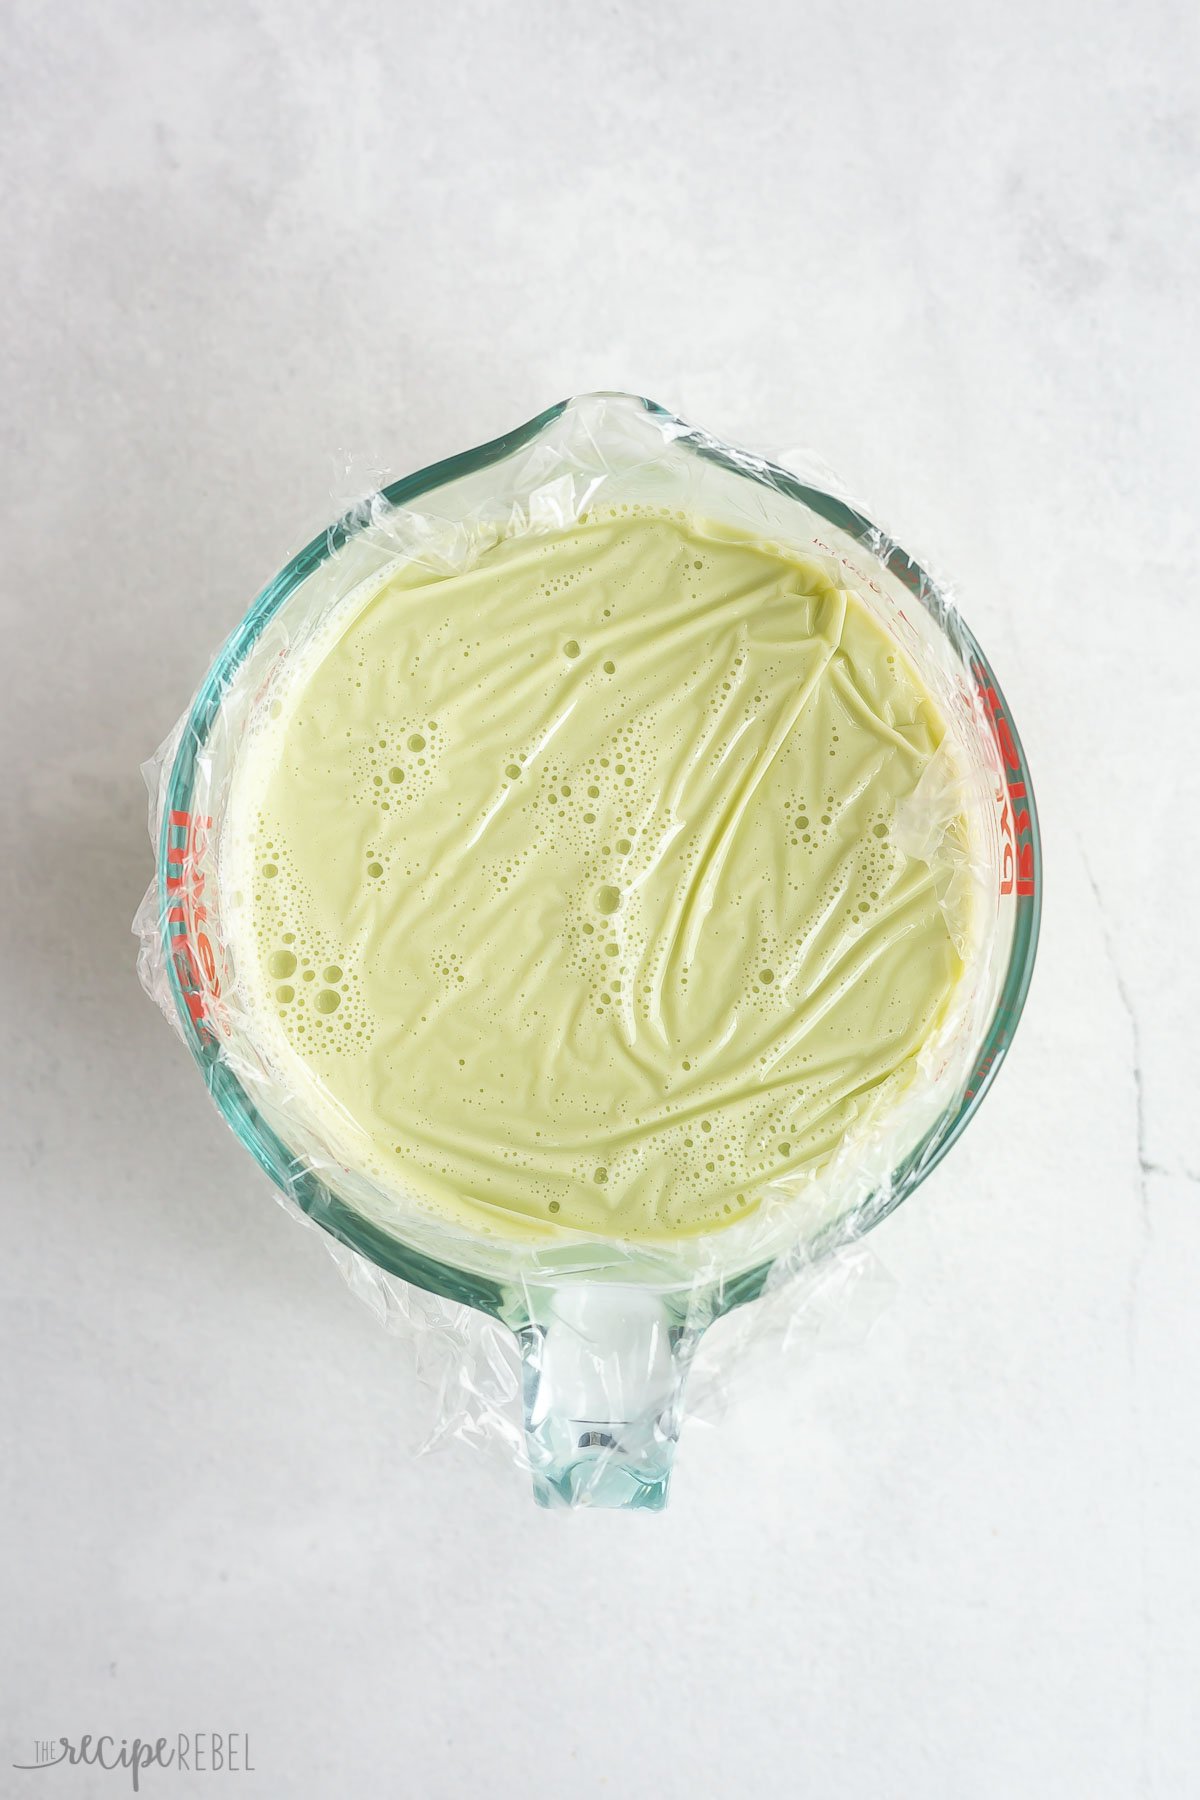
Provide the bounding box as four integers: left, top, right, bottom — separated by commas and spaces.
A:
12, 1733, 254, 1790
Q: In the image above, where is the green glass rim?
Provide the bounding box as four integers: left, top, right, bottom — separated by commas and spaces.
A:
159, 393, 1042, 1323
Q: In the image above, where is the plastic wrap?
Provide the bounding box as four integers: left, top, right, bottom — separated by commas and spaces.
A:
135, 393, 1040, 1509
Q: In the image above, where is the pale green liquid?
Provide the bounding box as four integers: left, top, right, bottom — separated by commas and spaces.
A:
226, 511, 963, 1241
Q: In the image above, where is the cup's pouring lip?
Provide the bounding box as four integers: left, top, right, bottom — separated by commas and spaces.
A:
158, 392, 1042, 1321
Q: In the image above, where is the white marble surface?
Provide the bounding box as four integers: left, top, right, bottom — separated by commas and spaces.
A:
4, 0, 1199, 1794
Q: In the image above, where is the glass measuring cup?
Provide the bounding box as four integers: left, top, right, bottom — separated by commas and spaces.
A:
142, 394, 1040, 1509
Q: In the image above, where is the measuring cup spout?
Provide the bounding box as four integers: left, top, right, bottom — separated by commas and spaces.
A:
515, 1284, 698, 1510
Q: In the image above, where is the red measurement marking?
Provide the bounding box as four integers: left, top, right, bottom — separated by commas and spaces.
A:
166, 809, 221, 1043
965, 1031, 1006, 1102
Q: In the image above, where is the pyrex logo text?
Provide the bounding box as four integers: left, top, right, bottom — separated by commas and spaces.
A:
974, 667, 1035, 898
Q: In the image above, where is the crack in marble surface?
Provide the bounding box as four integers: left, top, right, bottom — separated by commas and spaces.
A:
1141, 1160, 1200, 1185
1081, 853, 1155, 1227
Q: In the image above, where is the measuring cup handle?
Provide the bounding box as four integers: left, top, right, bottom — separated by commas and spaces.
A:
516, 1285, 697, 1510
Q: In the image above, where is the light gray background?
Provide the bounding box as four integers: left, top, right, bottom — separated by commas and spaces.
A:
4, 1, 1199, 1795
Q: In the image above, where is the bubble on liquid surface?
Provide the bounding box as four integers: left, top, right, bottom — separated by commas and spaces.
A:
595, 885, 621, 914
315, 989, 340, 1014
268, 950, 297, 978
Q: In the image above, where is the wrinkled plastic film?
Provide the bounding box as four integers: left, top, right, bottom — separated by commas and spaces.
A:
135, 394, 1019, 1502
